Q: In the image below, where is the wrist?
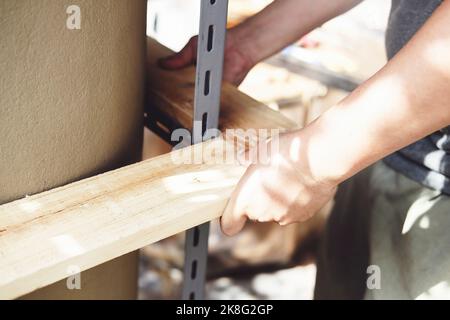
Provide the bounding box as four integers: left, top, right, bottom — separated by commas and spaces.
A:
279, 130, 346, 190
228, 25, 261, 69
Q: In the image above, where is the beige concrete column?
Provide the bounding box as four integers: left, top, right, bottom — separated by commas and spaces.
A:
0, 0, 148, 299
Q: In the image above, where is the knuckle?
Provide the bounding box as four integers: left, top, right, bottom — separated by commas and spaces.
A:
257, 215, 271, 223
277, 219, 291, 226
274, 210, 290, 223
189, 36, 198, 44
277, 213, 300, 226
246, 211, 257, 221
273, 214, 284, 223
272, 216, 281, 223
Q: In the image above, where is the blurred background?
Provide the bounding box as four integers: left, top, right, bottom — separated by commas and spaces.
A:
140, 0, 390, 300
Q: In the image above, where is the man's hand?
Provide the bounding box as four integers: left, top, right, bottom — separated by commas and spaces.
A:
158, 31, 254, 86
222, 0, 450, 238
158, 0, 361, 86
220, 132, 337, 236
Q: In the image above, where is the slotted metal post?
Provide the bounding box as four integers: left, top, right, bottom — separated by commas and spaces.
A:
182, 0, 229, 300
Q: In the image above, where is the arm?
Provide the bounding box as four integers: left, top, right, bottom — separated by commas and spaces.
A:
221, 1, 450, 235
231, 0, 362, 66
300, 0, 450, 185
160, 0, 362, 85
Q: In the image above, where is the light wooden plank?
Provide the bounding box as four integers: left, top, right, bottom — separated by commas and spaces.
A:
0, 139, 243, 299
146, 37, 296, 134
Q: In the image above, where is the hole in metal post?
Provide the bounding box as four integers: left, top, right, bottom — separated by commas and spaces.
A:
189, 292, 195, 300
201, 113, 208, 139
153, 14, 158, 33
210, 0, 216, 4
204, 70, 211, 96
207, 25, 214, 52
191, 260, 198, 279
193, 226, 200, 246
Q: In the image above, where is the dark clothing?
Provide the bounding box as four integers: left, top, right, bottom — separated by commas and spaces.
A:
383, 0, 450, 195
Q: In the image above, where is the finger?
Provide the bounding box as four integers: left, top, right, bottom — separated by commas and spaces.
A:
220, 192, 247, 236
158, 37, 197, 69
247, 187, 285, 223
220, 167, 259, 236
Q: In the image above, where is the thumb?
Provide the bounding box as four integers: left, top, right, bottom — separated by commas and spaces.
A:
158, 37, 197, 70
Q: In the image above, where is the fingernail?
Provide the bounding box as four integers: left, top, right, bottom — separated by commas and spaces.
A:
220, 217, 230, 235
221, 221, 236, 237
220, 208, 230, 228
220, 204, 235, 236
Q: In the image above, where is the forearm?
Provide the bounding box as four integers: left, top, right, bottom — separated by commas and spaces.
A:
230, 0, 362, 65
293, 0, 450, 185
